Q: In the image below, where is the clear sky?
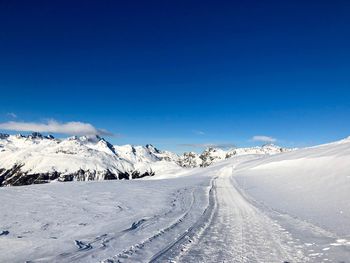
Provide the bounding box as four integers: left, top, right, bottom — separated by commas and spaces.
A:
1, 0, 350, 152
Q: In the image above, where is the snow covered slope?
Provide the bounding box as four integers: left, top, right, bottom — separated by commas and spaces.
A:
233, 136, 350, 243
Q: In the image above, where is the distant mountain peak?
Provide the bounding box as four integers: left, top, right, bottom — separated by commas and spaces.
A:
145, 144, 160, 153
28, 132, 43, 139
179, 144, 291, 168
0, 133, 9, 139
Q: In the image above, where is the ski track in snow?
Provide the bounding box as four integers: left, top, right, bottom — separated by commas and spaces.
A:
148, 177, 218, 263
57, 186, 202, 263
98, 178, 216, 263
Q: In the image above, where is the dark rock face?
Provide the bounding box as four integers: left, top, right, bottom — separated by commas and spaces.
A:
0, 133, 9, 139
103, 169, 119, 180
199, 148, 217, 167
0, 168, 5, 185
46, 134, 55, 139
118, 172, 130, 180
178, 152, 200, 168
146, 144, 160, 153
0, 164, 25, 186
0, 165, 62, 186
131, 170, 155, 179
0, 165, 154, 187
28, 132, 44, 139
225, 150, 237, 159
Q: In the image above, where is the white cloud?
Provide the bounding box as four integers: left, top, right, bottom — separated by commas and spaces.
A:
252, 135, 277, 143
0, 120, 112, 136
6, 112, 17, 118
193, 130, 205, 135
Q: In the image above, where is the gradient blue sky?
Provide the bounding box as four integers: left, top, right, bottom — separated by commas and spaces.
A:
1, 0, 350, 152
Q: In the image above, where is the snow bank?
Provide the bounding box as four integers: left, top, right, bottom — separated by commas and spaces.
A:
233, 138, 350, 236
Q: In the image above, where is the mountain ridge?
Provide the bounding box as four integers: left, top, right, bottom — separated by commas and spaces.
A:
0, 132, 292, 186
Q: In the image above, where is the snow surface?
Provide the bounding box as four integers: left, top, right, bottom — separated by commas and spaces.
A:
234, 138, 350, 236
1, 137, 350, 262
0, 171, 212, 263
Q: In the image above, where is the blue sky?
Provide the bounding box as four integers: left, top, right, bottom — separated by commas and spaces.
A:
1, 1, 350, 152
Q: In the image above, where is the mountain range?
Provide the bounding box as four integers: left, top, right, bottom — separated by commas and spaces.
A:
0, 132, 291, 186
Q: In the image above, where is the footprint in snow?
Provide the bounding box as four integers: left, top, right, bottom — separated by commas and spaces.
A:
75, 240, 92, 250
0, 230, 9, 236
124, 218, 147, 231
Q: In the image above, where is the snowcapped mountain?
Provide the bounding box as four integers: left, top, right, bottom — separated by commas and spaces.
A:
0, 133, 180, 186
114, 144, 179, 164
177, 152, 202, 168
0, 133, 292, 186
178, 144, 291, 167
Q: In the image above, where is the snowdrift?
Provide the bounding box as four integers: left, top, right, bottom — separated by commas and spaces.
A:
234, 137, 350, 236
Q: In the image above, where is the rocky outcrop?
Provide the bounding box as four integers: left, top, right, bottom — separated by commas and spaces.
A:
0, 133, 9, 139
199, 147, 226, 167
177, 152, 201, 168
0, 165, 154, 187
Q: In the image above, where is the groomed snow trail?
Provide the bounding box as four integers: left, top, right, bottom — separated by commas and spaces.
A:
167, 167, 309, 263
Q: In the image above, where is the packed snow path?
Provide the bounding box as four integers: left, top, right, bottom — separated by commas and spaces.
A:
184, 176, 307, 262
154, 167, 308, 263
153, 165, 350, 263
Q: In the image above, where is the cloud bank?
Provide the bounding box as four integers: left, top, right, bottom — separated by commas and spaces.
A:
6, 112, 17, 118
0, 120, 112, 136
252, 135, 277, 143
